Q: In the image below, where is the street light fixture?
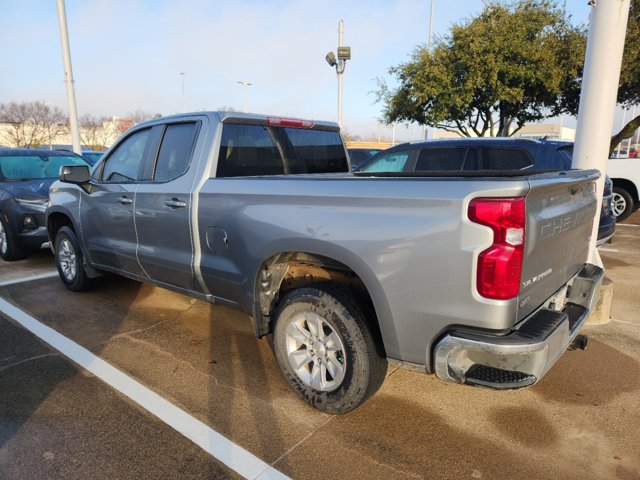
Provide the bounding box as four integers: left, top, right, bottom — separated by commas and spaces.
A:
325, 20, 351, 128
179, 72, 186, 113
237, 81, 252, 113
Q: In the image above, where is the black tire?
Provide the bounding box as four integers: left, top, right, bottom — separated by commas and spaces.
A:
612, 186, 635, 221
0, 217, 27, 261
272, 282, 387, 414
54, 226, 91, 291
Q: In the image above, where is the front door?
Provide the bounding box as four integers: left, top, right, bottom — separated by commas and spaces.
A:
81, 127, 153, 276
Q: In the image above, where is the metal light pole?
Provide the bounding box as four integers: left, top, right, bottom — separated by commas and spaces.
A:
179, 72, 186, 113
56, 0, 81, 155
325, 20, 351, 129
573, 0, 631, 266
425, 0, 435, 140
237, 81, 252, 112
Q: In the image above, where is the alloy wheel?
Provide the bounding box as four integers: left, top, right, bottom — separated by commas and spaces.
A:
284, 311, 346, 392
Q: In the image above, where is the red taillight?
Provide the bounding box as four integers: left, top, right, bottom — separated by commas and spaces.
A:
267, 117, 314, 128
468, 197, 526, 300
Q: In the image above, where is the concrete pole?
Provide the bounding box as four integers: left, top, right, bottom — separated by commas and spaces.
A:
573, 0, 630, 266
337, 20, 344, 129
56, 0, 82, 155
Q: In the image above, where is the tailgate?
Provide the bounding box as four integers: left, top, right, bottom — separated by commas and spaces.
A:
517, 170, 599, 321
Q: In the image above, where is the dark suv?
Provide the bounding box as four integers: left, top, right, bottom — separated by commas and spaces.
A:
359, 138, 616, 246
0, 148, 88, 260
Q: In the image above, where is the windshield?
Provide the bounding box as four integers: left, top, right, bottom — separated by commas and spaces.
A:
0, 154, 88, 181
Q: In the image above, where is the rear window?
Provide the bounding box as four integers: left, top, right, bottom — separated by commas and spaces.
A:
480, 148, 533, 170
216, 124, 348, 177
0, 154, 87, 180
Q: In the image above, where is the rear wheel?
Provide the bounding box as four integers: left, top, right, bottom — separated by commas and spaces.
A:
272, 283, 387, 414
612, 186, 635, 221
0, 218, 27, 261
55, 226, 91, 291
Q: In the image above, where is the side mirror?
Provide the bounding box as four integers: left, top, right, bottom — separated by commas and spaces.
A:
59, 165, 90, 184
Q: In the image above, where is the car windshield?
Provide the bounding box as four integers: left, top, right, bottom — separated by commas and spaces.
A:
0, 154, 88, 181
82, 152, 104, 166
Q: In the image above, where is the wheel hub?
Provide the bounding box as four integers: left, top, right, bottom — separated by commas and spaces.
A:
284, 311, 346, 392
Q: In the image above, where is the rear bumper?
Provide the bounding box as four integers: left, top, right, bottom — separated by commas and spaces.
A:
433, 263, 604, 389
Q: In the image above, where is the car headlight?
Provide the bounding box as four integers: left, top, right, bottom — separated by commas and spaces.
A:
14, 198, 48, 212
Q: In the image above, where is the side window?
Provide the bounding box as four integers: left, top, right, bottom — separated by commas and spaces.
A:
101, 128, 151, 182
554, 146, 573, 169
360, 151, 410, 172
481, 148, 533, 170
154, 123, 199, 182
415, 147, 466, 171
283, 128, 348, 173
217, 124, 283, 177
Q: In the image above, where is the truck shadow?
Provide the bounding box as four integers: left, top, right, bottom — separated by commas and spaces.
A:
0, 275, 143, 450
532, 339, 640, 405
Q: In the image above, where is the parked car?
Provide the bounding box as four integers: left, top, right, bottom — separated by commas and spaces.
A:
81, 151, 105, 166
606, 157, 640, 221
347, 148, 383, 171
360, 138, 616, 246
47, 112, 603, 414
0, 148, 88, 260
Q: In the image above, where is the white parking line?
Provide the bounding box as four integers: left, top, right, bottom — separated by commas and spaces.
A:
618, 223, 640, 227
0, 271, 59, 288
598, 248, 619, 253
0, 297, 289, 480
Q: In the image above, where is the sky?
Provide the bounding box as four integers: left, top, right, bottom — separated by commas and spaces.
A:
1, 0, 594, 141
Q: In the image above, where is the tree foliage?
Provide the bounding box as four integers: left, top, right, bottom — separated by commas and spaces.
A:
378, 0, 586, 137
0, 101, 67, 147
609, 1, 640, 152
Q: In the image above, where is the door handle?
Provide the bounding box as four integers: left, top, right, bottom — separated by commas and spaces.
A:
116, 196, 133, 205
165, 199, 187, 209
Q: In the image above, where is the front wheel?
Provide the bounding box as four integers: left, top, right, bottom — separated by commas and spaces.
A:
0, 218, 27, 261
612, 186, 635, 221
272, 283, 387, 414
55, 226, 91, 291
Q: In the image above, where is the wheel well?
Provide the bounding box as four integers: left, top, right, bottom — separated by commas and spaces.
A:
254, 252, 386, 355
47, 213, 73, 243
612, 178, 639, 202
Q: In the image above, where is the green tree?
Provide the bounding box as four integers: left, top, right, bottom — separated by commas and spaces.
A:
607, 1, 640, 153
378, 0, 585, 137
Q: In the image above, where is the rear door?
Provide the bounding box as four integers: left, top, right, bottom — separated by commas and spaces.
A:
134, 121, 201, 290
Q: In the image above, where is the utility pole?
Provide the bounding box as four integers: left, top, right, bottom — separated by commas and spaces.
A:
325, 20, 351, 129
573, 0, 631, 266
425, 0, 435, 140
56, 0, 82, 155
237, 81, 252, 112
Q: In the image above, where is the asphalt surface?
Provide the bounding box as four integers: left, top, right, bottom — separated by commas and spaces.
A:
0, 219, 639, 479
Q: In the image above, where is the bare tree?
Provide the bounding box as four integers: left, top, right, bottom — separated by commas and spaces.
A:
0, 101, 67, 147
79, 114, 111, 150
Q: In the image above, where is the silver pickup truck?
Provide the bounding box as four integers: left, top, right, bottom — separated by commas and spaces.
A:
46, 112, 603, 414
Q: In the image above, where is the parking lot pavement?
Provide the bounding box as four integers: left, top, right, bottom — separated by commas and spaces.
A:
1, 216, 639, 480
